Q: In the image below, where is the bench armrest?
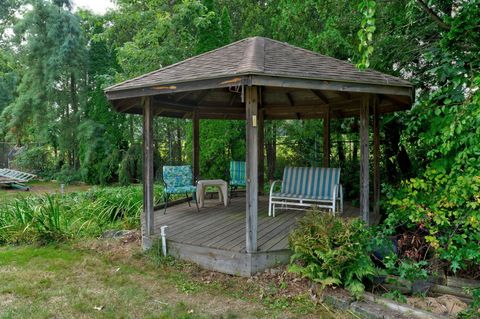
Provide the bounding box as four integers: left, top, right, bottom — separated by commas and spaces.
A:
269, 180, 282, 197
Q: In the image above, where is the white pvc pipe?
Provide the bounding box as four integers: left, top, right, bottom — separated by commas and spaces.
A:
160, 225, 168, 256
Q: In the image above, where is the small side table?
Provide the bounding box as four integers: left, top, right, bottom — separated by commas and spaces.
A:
196, 179, 228, 208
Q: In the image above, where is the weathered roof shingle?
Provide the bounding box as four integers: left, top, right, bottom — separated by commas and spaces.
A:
105, 37, 411, 93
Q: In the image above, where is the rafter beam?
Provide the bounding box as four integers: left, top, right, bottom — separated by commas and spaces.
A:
336, 91, 351, 99
153, 98, 244, 114
173, 91, 192, 102
229, 92, 238, 105
285, 92, 294, 106
311, 90, 329, 104
264, 97, 362, 114
196, 89, 211, 106
381, 94, 409, 106
115, 97, 140, 112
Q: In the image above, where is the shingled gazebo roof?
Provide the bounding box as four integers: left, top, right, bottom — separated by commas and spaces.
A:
105, 36, 413, 119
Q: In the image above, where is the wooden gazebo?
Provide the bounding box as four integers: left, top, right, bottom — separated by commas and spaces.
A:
105, 37, 413, 270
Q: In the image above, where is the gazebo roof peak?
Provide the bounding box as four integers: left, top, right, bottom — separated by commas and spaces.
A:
105, 36, 411, 94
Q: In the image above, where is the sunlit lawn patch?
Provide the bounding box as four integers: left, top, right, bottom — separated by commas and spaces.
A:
0, 241, 352, 319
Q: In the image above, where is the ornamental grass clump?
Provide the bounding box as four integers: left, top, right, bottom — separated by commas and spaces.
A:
289, 212, 375, 298
0, 185, 164, 244
0, 194, 75, 244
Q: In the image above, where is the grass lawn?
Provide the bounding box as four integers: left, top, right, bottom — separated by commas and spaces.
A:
0, 237, 353, 319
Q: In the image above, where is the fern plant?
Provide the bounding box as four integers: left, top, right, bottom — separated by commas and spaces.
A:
289, 212, 375, 299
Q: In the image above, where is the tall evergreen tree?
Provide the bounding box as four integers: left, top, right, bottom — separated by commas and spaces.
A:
1, 0, 87, 168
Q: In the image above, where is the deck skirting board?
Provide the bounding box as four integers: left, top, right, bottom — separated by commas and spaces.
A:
166, 240, 291, 276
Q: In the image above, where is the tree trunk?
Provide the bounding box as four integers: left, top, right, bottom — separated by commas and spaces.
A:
129, 115, 135, 144
70, 72, 79, 170
175, 124, 182, 164
352, 139, 358, 163
384, 120, 412, 182
338, 138, 346, 164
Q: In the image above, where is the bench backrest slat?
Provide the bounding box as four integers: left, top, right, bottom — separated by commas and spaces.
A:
281, 167, 340, 198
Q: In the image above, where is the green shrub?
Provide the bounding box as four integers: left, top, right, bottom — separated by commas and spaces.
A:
0, 185, 164, 244
384, 171, 480, 273
54, 166, 83, 184
288, 212, 375, 298
383, 77, 480, 274
458, 288, 480, 319
10, 145, 54, 177
118, 144, 143, 185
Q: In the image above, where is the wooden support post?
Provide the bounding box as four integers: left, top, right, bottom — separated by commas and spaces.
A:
323, 107, 330, 167
359, 96, 370, 224
142, 96, 154, 249
258, 107, 265, 194
192, 109, 200, 183
245, 86, 258, 253
373, 98, 380, 223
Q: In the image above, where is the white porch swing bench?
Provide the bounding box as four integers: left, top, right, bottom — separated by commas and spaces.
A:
268, 167, 343, 217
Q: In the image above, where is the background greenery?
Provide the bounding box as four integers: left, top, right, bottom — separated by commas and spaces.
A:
0, 0, 479, 291
0, 185, 164, 244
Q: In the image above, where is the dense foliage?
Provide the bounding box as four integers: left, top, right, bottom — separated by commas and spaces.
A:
382, 1, 480, 276
0, 185, 164, 244
289, 212, 375, 298
0, 0, 424, 194
0, 0, 479, 305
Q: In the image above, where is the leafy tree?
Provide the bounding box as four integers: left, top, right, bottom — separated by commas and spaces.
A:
0, 49, 18, 117
1, 0, 87, 170
76, 10, 130, 184
272, 0, 358, 60
383, 0, 480, 272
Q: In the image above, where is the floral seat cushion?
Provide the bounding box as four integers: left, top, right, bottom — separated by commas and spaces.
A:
165, 185, 197, 194
163, 165, 196, 194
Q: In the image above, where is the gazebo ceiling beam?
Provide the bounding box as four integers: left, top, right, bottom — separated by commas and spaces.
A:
229, 92, 238, 105
336, 91, 352, 100
173, 91, 192, 102
199, 113, 244, 120
311, 90, 329, 104
264, 97, 362, 114
154, 105, 245, 115
381, 94, 409, 106
115, 97, 140, 112
132, 89, 409, 120
195, 89, 211, 106
153, 97, 244, 112
285, 92, 294, 106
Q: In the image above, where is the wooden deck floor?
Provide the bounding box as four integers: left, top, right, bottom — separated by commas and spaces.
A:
151, 195, 360, 275
154, 196, 305, 253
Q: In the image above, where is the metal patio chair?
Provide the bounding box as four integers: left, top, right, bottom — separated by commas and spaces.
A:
162, 165, 199, 214
229, 160, 246, 198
